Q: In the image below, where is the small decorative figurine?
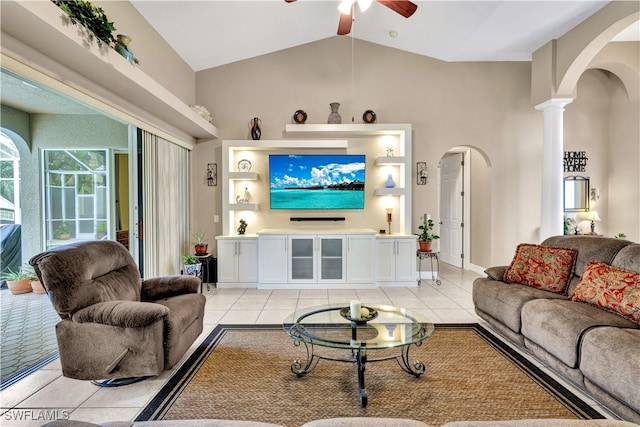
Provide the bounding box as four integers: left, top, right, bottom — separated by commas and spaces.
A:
236, 187, 250, 204
237, 219, 247, 235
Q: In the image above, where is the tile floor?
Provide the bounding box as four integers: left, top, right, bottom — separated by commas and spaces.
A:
0, 263, 621, 426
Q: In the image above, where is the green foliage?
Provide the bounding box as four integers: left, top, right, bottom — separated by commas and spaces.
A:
51, 0, 139, 64
1, 267, 32, 282
183, 255, 199, 265
416, 218, 440, 243
614, 233, 627, 239
190, 231, 208, 245
54, 221, 71, 238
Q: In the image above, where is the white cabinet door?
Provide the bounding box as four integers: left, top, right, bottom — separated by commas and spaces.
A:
376, 239, 396, 282
394, 239, 416, 283
237, 240, 258, 283
259, 235, 287, 284
217, 239, 240, 283
288, 235, 316, 284
347, 235, 375, 284
318, 236, 346, 284
217, 238, 258, 285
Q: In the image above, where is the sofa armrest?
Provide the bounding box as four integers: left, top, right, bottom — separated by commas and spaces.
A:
72, 301, 169, 328
484, 266, 508, 281
141, 275, 200, 301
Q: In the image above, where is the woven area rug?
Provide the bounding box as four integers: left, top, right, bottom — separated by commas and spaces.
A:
137, 324, 603, 426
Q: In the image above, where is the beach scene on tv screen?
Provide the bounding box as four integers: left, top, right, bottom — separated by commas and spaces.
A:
269, 154, 366, 209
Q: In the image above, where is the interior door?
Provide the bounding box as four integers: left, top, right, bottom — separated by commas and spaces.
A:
440, 153, 464, 267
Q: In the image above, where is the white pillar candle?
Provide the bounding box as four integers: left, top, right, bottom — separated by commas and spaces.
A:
350, 300, 361, 319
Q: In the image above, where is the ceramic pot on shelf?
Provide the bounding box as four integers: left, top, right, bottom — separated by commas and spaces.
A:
250, 117, 261, 140
328, 102, 342, 124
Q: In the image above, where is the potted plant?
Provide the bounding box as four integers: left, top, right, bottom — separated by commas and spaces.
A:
95, 221, 107, 239
54, 221, 71, 240
190, 231, 209, 255
182, 255, 202, 276
416, 217, 440, 253
1, 267, 33, 295
22, 265, 46, 294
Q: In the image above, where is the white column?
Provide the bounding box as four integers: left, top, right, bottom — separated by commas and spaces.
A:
535, 98, 573, 242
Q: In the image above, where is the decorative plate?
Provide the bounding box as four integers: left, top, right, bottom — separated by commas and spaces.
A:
362, 110, 376, 124
339, 306, 378, 324
237, 159, 252, 172
293, 109, 308, 124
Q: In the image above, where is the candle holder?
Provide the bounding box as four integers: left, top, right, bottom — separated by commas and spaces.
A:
386, 208, 393, 235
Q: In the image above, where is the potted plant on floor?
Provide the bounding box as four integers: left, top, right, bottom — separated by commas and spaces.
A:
183, 255, 202, 276
416, 217, 439, 253
22, 265, 46, 294
54, 221, 71, 240
1, 267, 33, 295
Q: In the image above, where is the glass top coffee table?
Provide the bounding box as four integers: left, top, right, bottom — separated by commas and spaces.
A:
283, 303, 435, 407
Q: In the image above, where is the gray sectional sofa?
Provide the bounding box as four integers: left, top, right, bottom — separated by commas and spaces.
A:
473, 235, 640, 423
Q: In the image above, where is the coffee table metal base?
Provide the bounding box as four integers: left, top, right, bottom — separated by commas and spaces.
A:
288, 325, 426, 407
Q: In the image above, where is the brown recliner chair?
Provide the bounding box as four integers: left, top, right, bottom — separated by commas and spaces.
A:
29, 240, 205, 385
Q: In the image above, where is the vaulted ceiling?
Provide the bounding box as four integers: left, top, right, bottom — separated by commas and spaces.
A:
130, 0, 638, 72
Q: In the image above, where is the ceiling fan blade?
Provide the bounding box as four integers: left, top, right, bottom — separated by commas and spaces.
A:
284, 0, 297, 2
337, 9, 353, 35
376, 0, 418, 18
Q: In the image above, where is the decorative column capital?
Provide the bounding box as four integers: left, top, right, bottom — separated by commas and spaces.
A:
534, 98, 574, 112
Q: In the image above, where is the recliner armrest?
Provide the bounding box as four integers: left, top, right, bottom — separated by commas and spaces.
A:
141, 275, 200, 301
72, 301, 169, 328
484, 265, 508, 281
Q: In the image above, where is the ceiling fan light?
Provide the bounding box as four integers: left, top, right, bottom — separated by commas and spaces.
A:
358, 0, 373, 12
339, 0, 355, 15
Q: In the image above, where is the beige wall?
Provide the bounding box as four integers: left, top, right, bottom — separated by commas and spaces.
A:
193, 36, 638, 267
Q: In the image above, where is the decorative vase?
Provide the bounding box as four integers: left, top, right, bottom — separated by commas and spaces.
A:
195, 244, 208, 255
250, 117, 262, 140
385, 174, 396, 188
116, 34, 135, 64
328, 102, 342, 124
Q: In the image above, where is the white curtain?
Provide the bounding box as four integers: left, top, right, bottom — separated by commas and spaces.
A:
141, 130, 190, 278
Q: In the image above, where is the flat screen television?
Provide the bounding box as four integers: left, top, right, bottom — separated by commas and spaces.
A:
269, 154, 366, 210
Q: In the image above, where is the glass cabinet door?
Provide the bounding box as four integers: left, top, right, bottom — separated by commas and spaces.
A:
290, 237, 314, 280
320, 238, 343, 280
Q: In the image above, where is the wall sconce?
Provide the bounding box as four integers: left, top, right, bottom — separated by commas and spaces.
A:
417, 162, 427, 185
207, 163, 217, 186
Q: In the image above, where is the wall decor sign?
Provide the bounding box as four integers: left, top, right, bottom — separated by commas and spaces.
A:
564, 151, 588, 172
417, 162, 427, 185
207, 163, 217, 186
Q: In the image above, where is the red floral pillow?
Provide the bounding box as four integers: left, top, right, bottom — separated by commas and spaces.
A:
571, 261, 640, 323
503, 244, 578, 293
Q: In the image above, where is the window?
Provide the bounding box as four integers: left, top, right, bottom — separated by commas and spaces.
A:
43, 149, 110, 248
0, 132, 19, 224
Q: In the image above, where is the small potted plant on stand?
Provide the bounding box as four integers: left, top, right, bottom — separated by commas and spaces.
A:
182, 255, 202, 277
190, 231, 209, 255
1, 267, 33, 295
416, 217, 440, 253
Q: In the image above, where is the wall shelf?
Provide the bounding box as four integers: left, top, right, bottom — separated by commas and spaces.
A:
375, 156, 406, 165
229, 203, 259, 211
375, 188, 408, 196
229, 172, 259, 180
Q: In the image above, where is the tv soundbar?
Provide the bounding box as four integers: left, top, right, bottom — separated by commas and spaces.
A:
290, 217, 346, 222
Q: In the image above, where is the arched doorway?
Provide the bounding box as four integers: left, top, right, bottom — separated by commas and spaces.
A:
439, 146, 492, 272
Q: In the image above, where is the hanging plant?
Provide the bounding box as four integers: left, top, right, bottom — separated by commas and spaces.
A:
51, 0, 139, 64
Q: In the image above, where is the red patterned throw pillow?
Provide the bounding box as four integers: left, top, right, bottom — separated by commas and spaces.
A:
571, 261, 640, 323
503, 244, 578, 293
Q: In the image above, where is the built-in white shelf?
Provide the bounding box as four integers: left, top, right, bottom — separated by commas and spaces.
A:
226, 140, 348, 150
375, 188, 408, 196
228, 172, 259, 180
285, 124, 411, 137
229, 203, 259, 211
375, 156, 406, 165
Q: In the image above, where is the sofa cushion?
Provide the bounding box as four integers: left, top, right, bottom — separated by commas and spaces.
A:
520, 299, 638, 368
571, 261, 640, 323
541, 235, 632, 277
473, 278, 566, 333
301, 418, 431, 427
611, 244, 640, 273
503, 244, 577, 293
580, 327, 640, 415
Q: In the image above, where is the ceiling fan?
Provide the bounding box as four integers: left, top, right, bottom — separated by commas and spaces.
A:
285, 0, 418, 36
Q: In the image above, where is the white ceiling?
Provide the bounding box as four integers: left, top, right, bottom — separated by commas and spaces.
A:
130, 0, 638, 72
